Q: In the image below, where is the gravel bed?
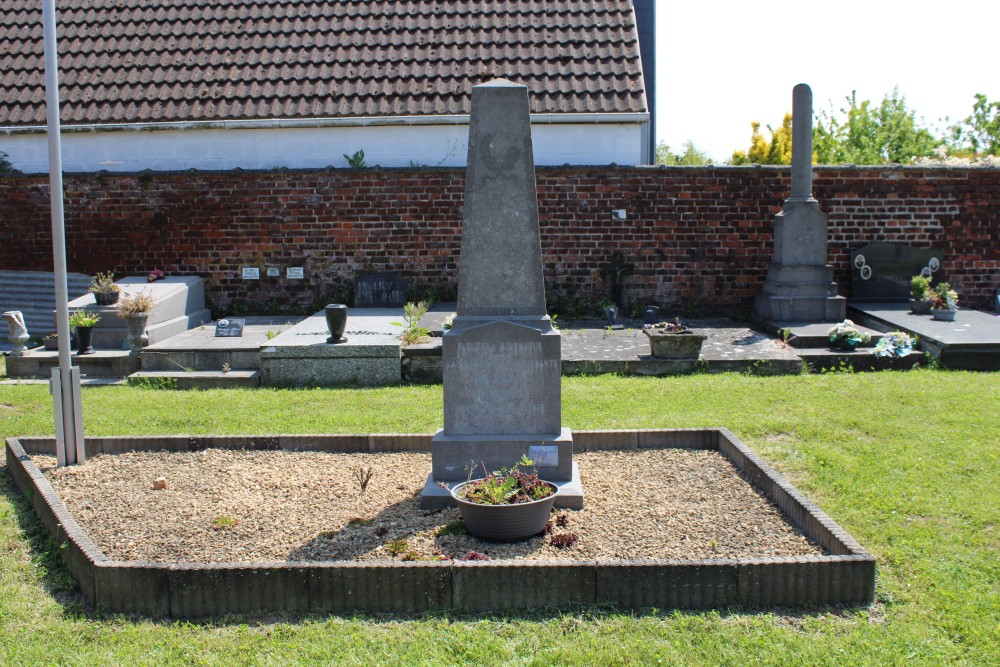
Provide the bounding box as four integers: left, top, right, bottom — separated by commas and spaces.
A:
33, 449, 825, 563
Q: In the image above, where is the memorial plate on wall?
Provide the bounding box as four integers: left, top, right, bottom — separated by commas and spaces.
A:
354, 273, 407, 308
850, 242, 943, 302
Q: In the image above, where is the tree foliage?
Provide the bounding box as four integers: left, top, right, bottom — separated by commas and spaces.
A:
655, 141, 712, 166
948, 93, 1000, 156
731, 113, 793, 165
813, 89, 940, 164
0, 150, 17, 175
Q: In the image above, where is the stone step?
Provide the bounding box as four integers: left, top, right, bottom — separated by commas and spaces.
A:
797, 348, 925, 372
5, 349, 141, 378
128, 370, 261, 389
88, 311, 213, 350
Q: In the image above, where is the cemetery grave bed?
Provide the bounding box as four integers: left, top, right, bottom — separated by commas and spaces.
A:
6, 430, 875, 616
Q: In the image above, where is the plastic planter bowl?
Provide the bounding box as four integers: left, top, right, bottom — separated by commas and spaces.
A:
451, 480, 557, 541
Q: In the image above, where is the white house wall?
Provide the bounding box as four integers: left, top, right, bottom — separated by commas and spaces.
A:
1, 123, 644, 173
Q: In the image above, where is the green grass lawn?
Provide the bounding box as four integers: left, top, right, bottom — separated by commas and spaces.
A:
1, 370, 997, 666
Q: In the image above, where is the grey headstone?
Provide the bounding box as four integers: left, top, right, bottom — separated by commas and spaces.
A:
642, 306, 661, 325
426, 79, 579, 504
604, 306, 624, 330
456, 79, 546, 317
850, 242, 944, 301
354, 273, 407, 308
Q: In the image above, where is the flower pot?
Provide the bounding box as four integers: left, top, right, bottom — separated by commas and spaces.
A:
451, 480, 557, 542
93, 290, 119, 306
831, 338, 860, 351
75, 326, 95, 355
909, 299, 932, 314
124, 313, 150, 355
932, 308, 957, 321
325, 303, 348, 343
643, 329, 706, 359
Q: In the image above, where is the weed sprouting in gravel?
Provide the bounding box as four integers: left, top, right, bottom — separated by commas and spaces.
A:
550, 533, 579, 548
458, 550, 490, 561
346, 517, 374, 527
386, 539, 408, 556
556, 512, 570, 527
436, 520, 470, 537
211, 516, 236, 530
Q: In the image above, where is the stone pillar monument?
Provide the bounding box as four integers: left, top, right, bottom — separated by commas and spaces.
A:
420, 79, 581, 509
755, 84, 846, 323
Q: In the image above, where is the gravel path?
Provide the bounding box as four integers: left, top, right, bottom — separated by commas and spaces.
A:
34, 449, 824, 563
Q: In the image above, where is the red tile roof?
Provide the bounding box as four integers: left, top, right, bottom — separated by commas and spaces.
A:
0, 0, 647, 127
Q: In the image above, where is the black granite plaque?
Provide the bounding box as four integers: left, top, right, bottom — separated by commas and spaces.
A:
214, 318, 245, 337
353, 273, 407, 308
850, 242, 944, 302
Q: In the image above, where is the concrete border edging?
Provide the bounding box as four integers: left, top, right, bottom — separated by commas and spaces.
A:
6, 429, 876, 617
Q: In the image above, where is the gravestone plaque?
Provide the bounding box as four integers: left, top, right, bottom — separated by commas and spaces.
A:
443, 320, 561, 436
354, 273, 407, 308
214, 318, 245, 337
850, 242, 943, 301
604, 305, 625, 330
642, 305, 662, 325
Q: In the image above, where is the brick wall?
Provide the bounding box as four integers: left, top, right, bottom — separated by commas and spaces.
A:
1, 166, 997, 314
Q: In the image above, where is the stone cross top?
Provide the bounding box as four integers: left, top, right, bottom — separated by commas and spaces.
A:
789, 83, 817, 204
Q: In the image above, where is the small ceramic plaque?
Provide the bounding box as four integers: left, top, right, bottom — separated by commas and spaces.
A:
242, 267, 260, 280
286, 267, 304, 279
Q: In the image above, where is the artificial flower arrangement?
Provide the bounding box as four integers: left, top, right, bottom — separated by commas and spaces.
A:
873, 331, 916, 358
827, 319, 871, 350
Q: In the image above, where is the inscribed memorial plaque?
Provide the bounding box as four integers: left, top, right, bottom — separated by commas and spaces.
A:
850, 242, 943, 301
354, 273, 407, 308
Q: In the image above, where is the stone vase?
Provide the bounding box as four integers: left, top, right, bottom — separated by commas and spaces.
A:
643, 330, 706, 359
909, 299, 933, 315
932, 308, 957, 322
2, 310, 30, 356
324, 304, 348, 343
451, 480, 557, 542
124, 313, 150, 355
76, 326, 95, 355
93, 290, 120, 306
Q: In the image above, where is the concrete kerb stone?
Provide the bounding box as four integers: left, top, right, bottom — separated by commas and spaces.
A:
5, 430, 877, 615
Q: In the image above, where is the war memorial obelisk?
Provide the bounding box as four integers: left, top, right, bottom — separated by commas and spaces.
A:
420, 79, 582, 510
755, 83, 846, 323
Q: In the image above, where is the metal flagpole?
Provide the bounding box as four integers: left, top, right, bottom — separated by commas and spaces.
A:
41, 0, 84, 466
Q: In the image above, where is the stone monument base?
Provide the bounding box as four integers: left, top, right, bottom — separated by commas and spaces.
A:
420, 462, 584, 511
420, 427, 582, 510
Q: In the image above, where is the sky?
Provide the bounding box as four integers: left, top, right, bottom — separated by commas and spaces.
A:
654, 0, 999, 162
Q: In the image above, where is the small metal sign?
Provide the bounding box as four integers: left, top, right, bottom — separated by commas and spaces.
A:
528, 445, 559, 467
267, 267, 280, 277
214, 318, 245, 338
242, 267, 260, 280
287, 267, 304, 279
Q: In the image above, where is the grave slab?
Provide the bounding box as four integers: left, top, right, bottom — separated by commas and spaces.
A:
260, 308, 402, 386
